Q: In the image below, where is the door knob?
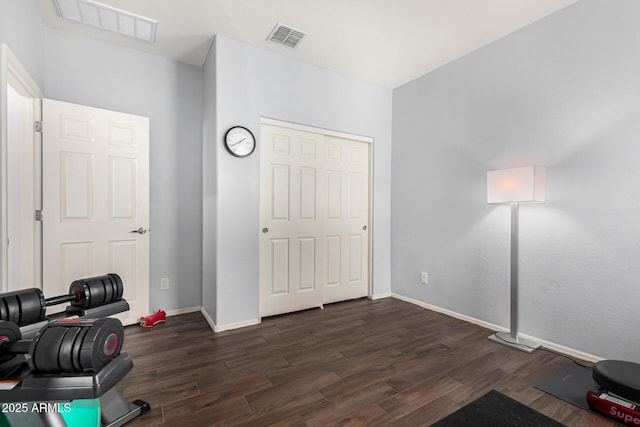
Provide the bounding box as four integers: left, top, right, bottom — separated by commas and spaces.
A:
262, 228, 269, 234
362, 225, 367, 231
131, 227, 147, 235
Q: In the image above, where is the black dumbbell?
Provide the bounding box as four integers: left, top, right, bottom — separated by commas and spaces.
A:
69, 273, 124, 310
0, 274, 124, 326
0, 318, 124, 375
45, 273, 124, 310
0, 288, 46, 326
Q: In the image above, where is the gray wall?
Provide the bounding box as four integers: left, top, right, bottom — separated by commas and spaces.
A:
391, 0, 640, 361
204, 36, 392, 327
0, 0, 45, 88
44, 30, 204, 312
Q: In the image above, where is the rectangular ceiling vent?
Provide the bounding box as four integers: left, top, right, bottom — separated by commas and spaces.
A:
53, 0, 158, 43
267, 23, 307, 49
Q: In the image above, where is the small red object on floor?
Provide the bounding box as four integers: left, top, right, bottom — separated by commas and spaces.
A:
139, 309, 166, 327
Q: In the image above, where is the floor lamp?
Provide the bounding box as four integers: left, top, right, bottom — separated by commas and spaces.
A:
487, 166, 546, 353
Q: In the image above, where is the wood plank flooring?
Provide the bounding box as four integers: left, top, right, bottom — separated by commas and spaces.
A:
117, 298, 615, 426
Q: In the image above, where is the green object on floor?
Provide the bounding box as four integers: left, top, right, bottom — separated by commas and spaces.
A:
61, 399, 100, 427
0, 399, 100, 427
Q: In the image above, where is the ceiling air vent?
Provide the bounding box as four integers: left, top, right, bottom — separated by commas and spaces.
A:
53, 0, 158, 43
267, 23, 307, 49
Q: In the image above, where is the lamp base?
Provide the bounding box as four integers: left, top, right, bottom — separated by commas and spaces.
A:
488, 331, 540, 353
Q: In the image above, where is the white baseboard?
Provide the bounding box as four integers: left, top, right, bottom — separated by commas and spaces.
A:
213, 318, 261, 333
199, 307, 216, 331
165, 306, 201, 317
523, 335, 602, 363
198, 307, 260, 333
391, 293, 602, 363
391, 293, 504, 331
369, 293, 391, 300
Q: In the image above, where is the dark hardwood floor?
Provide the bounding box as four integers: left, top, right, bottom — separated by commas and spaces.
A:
117, 298, 615, 426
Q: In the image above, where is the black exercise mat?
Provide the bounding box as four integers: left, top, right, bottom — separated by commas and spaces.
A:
534, 362, 596, 411
431, 389, 565, 427
535, 362, 625, 425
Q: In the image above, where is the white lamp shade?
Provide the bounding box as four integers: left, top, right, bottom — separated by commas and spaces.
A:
487, 166, 546, 204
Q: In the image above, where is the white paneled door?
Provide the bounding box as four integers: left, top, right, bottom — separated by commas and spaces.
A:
42, 99, 149, 325
259, 122, 370, 317
322, 135, 370, 304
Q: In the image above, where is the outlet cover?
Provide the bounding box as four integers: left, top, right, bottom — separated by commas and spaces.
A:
421, 272, 428, 284
160, 278, 170, 290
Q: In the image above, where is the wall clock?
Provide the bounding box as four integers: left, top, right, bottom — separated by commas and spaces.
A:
224, 126, 256, 158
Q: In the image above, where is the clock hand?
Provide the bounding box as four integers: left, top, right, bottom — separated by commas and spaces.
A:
231, 138, 247, 146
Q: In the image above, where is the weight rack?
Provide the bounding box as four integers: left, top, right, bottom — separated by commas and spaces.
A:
0, 275, 150, 427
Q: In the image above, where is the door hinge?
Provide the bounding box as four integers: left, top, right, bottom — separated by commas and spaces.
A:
35, 210, 43, 221
34, 121, 42, 133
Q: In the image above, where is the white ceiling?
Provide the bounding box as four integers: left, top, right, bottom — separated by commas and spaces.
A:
34, 0, 579, 88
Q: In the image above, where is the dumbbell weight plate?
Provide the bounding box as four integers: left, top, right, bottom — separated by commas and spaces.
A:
71, 327, 90, 373
79, 318, 123, 373
0, 299, 7, 323
0, 321, 23, 379
112, 274, 124, 301
0, 320, 21, 340
69, 281, 91, 310
0, 320, 21, 365
58, 326, 82, 374
69, 281, 88, 309
16, 289, 46, 326
90, 279, 107, 308
3, 295, 20, 324
103, 277, 114, 307
31, 327, 67, 373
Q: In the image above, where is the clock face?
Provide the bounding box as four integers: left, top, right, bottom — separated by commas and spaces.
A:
225, 126, 256, 157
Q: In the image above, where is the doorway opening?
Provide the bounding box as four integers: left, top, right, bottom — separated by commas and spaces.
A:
1, 44, 43, 292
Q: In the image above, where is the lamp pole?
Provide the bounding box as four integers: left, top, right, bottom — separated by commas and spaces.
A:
510, 202, 519, 341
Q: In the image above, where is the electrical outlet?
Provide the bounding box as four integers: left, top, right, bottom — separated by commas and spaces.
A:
160, 278, 170, 290
420, 272, 429, 284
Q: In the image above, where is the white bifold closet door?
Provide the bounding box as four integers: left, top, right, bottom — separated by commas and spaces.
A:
42, 99, 149, 326
259, 122, 370, 317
